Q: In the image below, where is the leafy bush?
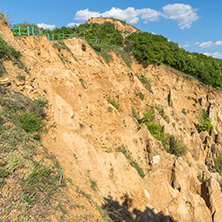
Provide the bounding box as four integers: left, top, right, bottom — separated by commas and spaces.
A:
125, 32, 222, 88
82, 44, 86, 51
162, 135, 187, 156
155, 105, 169, 122
117, 145, 145, 178
198, 109, 213, 133
18, 112, 46, 133
136, 74, 153, 93
89, 44, 101, 52
215, 154, 222, 175
0, 36, 21, 61
107, 98, 120, 111
141, 110, 187, 157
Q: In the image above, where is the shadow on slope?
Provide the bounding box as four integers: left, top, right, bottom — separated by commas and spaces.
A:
102, 195, 175, 222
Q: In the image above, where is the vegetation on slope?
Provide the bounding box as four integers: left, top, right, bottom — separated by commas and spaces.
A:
0, 86, 70, 220
125, 32, 222, 88
12, 19, 222, 89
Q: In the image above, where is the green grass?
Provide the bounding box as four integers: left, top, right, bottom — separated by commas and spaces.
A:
0, 35, 23, 69
0, 85, 73, 220
197, 109, 213, 134
18, 112, 46, 133
136, 74, 153, 94
140, 109, 187, 157
107, 97, 120, 111
53, 40, 77, 61
90, 178, 98, 191
89, 42, 132, 67
155, 104, 169, 123
215, 153, 222, 175
117, 145, 145, 178
90, 43, 113, 64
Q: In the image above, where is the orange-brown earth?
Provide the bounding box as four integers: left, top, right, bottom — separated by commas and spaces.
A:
1, 18, 222, 221
87, 17, 139, 33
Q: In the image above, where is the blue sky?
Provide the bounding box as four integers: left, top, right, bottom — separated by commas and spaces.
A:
1, 0, 222, 58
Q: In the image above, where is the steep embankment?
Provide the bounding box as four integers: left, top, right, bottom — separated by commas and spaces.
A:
1, 18, 222, 222
87, 17, 139, 33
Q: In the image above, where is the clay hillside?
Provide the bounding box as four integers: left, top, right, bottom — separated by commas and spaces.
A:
87, 17, 140, 33
1, 15, 222, 222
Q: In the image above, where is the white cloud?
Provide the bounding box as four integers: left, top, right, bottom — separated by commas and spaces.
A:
74, 4, 198, 29
204, 52, 222, 59
195, 42, 200, 45
37, 23, 56, 30
182, 44, 189, 48
74, 7, 161, 24
75, 9, 100, 22
199, 41, 213, 48
162, 4, 198, 29
138, 8, 162, 23
215, 41, 222, 46
66, 22, 80, 27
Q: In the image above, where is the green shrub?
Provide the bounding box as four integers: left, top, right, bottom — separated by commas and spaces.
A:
82, 44, 86, 51
139, 92, 144, 100
155, 105, 169, 122
0, 169, 9, 178
0, 36, 21, 61
142, 111, 187, 157
18, 112, 46, 133
117, 145, 145, 178
136, 74, 153, 94
162, 135, 187, 157
198, 109, 213, 133
182, 108, 187, 115
215, 154, 222, 175
90, 44, 101, 52
145, 121, 164, 140
130, 160, 145, 178
107, 98, 120, 111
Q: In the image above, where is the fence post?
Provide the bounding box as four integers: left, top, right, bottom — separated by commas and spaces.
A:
18, 27, 21, 36
62, 33, 64, 39
52, 34, 54, 40
32, 27, 34, 36
27, 26, 30, 36
39, 29, 41, 36
58, 34, 60, 40
47, 33, 49, 40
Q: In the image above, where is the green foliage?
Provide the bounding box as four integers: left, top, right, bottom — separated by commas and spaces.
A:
125, 32, 222, 88
136, 74, 153, 93
215, 154, 222, 175
90, 43, 113, 64
198, 109, 213, 133
79, 78, 87, 89
0, 86, 72, 220
141, 110, 187, 157
107, 98, 120, 111
23, 165, 64, 203
18, 112, 46, 133
82, 44, 86, 51
182, 108, 187, 115
117, 145, 145, 178
0, 36, 21, 61
155, 104, 169, 122
162, 135, 188, 157
44, 21, 124, 47
130, 160, 145, 178
0, 169, 9, 178
90, 178, 98, 191
138, 92, 144, 100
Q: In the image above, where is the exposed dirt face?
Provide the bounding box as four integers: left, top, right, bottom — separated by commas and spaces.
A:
87, 17, 139, 33
1, 18, 222, 221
